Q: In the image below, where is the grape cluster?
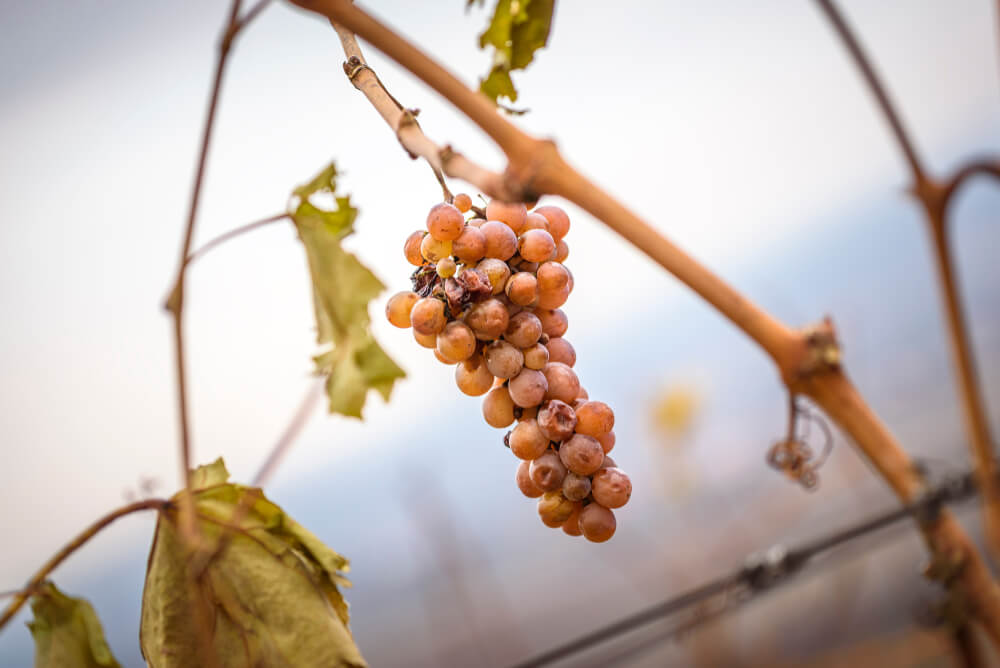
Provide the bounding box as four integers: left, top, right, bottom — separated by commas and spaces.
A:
386, 194, 631, 542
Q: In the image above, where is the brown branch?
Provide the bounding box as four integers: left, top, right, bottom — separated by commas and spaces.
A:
186, 213, 290, 264
813, 0, 1000, 560
288, 0, 1000, 643
0, 499, 169, 632
252, 377, 325, 486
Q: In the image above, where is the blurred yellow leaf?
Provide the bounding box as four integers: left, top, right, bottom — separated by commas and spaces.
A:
652, 384, 701, 438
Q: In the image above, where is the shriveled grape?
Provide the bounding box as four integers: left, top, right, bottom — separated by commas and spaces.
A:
559, 433, 604, 475
537, 399, 577, 442
529, 451, 566, 492
592, 467, 632, 509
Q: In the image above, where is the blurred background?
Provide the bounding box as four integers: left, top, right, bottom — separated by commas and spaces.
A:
1, 0, 999, 665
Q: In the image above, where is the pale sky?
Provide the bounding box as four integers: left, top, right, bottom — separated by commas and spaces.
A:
0, 0, 998, 618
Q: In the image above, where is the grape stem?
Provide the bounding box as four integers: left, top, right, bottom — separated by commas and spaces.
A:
814, 0, 1000, 563
289, 0, 1000, 644
330, 21, 491, 202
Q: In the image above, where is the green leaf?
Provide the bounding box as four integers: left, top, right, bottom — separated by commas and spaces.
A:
290, 161, 405, 418
140, 460, 366, 668
27, 582, 121, 668
475, 0, 554, 105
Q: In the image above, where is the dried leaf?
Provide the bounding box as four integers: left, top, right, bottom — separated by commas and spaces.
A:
27, 582, 121, 668
475, 0, 554, 105
140, 459, 366, 668
290, 162, 405, 418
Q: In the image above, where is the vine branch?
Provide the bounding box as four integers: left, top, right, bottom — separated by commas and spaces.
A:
288, 0, 1000, 643
0, 499, 169, 631
813, 0, 1000, 561
186, 213, 290, 264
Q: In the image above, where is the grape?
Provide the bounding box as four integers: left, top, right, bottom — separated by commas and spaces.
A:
433, 349, 458, 365
427, 202, 464, 241
504, 311, 543, 349
410, 297, 446, 335
536, 261, 570, 292
480, 221, 518, 260
533, 206, 570, 240
537, 284, 570, 309
385, 291, 418, 328
468, 218, 486, 227
564, 265, 575, 293
535, 309, 568, 338
538, 491, 576, 527
562, 472, 592, 502
601, 455, 617, 470
518, 261, 539, 274
505, 272, 538, 306
579, 503, 616, 543
554, 239, 569, 263
437, 321, 476, 362
465, 298, 509, 340
508, 368, 548, 408
452, 225, 486, 263
456, 355, 494, 396
508, 419, 549, 460
518, 229, 556, 263
591, 468, 632, 509
436, 257, 457, 278
537, 399, 577, 442
484, 340, 524, 379
577, 387, 589, 400
522, 212, 549, 232
523, 343, 550, 370
529, 451, 566, 492
420, 234, 452, 263
453, 193, 473, 213
476, 258, 512, 295
486, 200, 528, 234
516, 460, 543, 498
598, 431, 616, 454
483, 386, 516, 428
404, 230, 425, 266
413, 329, 437, 349
562, 504, 583, 537
543, 362, 581, 404
574, 401, 615, 438
559, 433, 604, 475
518, 405, 539, 422
545, 337, 576, 367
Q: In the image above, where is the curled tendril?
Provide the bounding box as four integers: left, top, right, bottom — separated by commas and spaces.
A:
767, 396, 834, 490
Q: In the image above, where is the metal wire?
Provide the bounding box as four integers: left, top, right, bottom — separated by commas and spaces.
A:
509, 468, 979, 668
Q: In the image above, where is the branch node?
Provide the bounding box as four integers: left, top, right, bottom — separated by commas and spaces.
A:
343, 56, 371, 85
